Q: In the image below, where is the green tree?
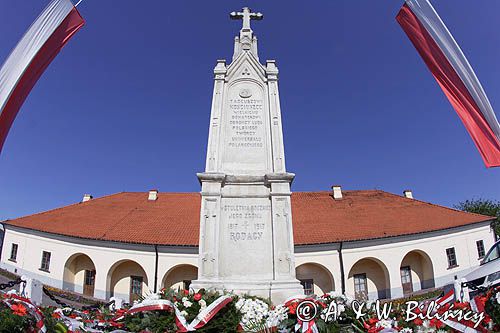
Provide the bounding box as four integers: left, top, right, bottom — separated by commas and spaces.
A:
454, 199, 500, 236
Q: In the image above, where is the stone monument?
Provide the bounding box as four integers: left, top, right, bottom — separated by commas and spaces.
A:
191, 7, 303, 302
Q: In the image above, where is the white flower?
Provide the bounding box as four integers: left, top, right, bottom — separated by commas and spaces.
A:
180, 310, 188, 317
199, 299, 207, 309
400, 328, 413, 333
376, 319, 394, 329
266, 304, 288, 327
183, 300, 193, 308
237, 298, 272, 327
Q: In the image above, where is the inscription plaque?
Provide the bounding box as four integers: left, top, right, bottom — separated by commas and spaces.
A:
219, 197, 273, 278
221, 82, 270, 174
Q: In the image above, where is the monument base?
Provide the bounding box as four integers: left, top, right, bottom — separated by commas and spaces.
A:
190, 279, 304, 303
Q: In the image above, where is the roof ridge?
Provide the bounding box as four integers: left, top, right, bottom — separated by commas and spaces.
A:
3, 192, 125, 223
291, 189, 382, 194
383, 191, 495, 221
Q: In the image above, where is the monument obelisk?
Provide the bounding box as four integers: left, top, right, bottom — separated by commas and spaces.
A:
191, 7, 303, 302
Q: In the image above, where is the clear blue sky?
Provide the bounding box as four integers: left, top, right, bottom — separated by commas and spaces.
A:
0, 1, 498, 220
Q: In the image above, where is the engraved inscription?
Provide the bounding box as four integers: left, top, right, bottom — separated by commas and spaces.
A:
228, 97, 264, 148
222, 204, 270, 242
221, 80, 269, 173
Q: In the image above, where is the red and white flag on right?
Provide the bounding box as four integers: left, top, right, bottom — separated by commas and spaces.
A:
396, 0, 500, 168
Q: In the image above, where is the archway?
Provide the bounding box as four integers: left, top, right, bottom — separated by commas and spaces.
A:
107, 260, 148, 303
162, 264, 198, 291
347, 258, 391, 300
296, 263, 335, 296
63, 253, 96, 297
400, 250, 435, 295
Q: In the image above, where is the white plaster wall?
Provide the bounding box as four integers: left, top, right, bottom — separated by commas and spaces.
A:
340, 223, 495, 300
294, 223, 494, 300
163, 265, 198, 291
0, 228, 197, 300
63, 254, 95, 294
347, 258, 389, 300
296, 263, 335, 295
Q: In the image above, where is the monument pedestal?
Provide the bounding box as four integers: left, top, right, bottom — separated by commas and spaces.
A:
191, 173, 303, 303
191, 8, 303, 303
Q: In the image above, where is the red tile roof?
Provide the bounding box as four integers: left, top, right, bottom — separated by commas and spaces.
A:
3, 190, 493, 246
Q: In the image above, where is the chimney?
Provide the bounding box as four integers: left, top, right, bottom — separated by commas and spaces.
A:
148, 189, 158, 201
332, 185, 342, 200
82, 194, 93, 202
403, 190, 413, 199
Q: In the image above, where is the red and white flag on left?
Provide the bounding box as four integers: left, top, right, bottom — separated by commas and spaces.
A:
396, 0, 500, 168
0, 0, 84, 154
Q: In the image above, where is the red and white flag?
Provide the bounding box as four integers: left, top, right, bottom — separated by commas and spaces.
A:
0, 0, 84, 154
396, 0, 500, 168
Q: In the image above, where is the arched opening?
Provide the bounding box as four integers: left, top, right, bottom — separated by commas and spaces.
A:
162, 264, 198, 291
347, 258, 391, 300
400, 250, 435, 295
107, 260, 148, 303
63, 253, 96, 297
296, 263, 335, 296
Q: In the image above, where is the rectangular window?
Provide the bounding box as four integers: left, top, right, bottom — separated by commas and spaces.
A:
446, 247, 458, 268
9, 243, 18, 262
476, 240, 486, 259
300, 279, 314, 295
40, 251, 51, 272
84, 270, 96, 286
130, 276, 143, 295
354, 273, 368, 300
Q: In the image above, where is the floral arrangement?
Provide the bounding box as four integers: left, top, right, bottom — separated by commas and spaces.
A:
484, 286, 500, 327
0, 286, 499, 332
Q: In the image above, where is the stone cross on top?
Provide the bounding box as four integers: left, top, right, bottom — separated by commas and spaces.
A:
230, 7, 263, 32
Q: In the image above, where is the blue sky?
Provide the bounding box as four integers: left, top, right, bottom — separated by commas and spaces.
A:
0, 1, 498, 220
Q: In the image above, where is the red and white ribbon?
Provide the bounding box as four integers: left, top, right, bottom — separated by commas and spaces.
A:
435, 290, 485, 333
176, 295, 232, 332
295, 320, 319, 333
119, 295, 232, 332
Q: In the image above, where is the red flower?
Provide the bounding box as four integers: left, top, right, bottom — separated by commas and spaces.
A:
116, 309, 127, 316
454, 302, 470, 310
52, 312, 61, 319
183, 290, 189, 296
413, 317, 423, 326
287, 302, 298, 314
193, 293, 202, 301
429, 318, 443, 328
11, 304, 27, 317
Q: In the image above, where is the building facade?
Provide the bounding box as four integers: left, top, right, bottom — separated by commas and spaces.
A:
0, 190, 495, 302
